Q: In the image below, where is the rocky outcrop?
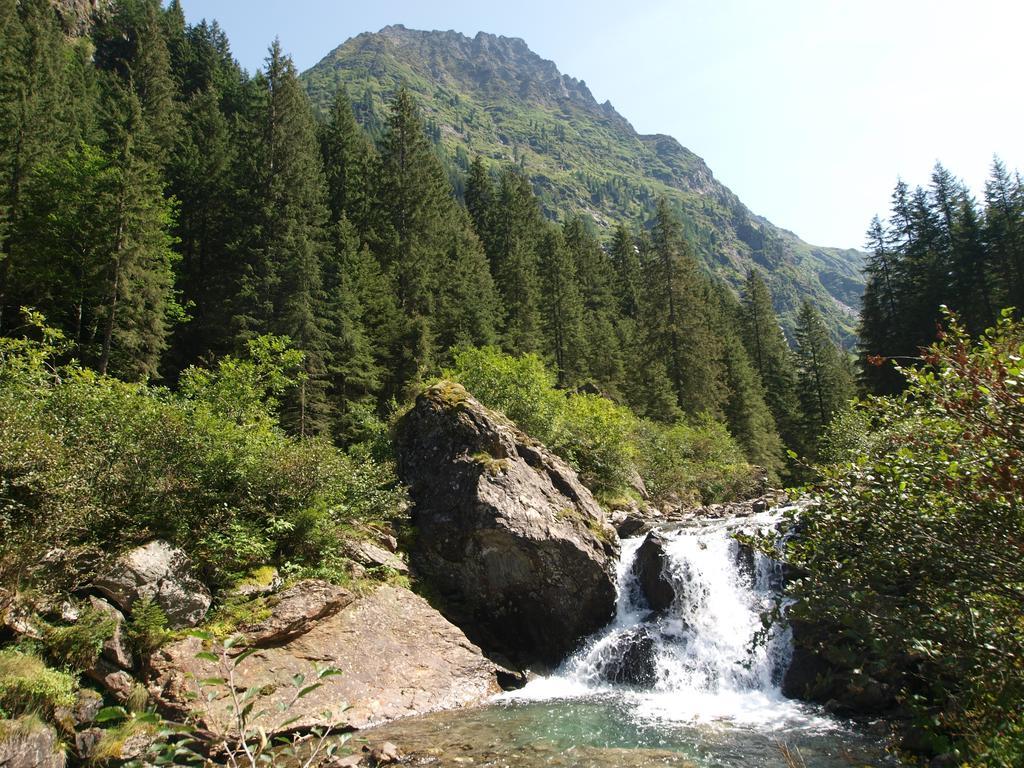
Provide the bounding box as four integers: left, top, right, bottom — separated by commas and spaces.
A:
594, 627, 658, 687
88, 596, 132, 670
631, 531, 675, 612
394, 382, 619, 666
0, 718, 66, 768
148, 585, 500, 732
93, 540, 210, 629
239, 579, 353, 647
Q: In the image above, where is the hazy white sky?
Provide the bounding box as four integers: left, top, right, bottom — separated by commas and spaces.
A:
182, 1, 1023, 250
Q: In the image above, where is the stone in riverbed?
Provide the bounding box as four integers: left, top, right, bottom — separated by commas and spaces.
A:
394, 381, 619, 666
239, 579, 352, 646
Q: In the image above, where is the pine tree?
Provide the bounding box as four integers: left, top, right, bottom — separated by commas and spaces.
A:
232, 41, 331, 435
740, 270, 802, 455
564, 217, 624, 394
537, 228, 585, 385
642, 198, 724, 417
0, 0, 69, 331
320, 87, 375, 238
609, 223, 642, 319
795, 300, 854, 458
490, 168, 544, 354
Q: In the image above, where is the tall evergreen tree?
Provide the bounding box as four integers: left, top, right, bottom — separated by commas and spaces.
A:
232, 41, 331, 435
537, 227, 585, 385
740, 270, 802, 456
795, 300, 854, 458
642, 198, 724, 417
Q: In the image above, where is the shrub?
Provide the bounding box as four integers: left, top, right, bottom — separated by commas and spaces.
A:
43, 605, 115, 672
443, 346, 563, 443
125, 598, 170, 657
0, 328, 409, 594
552, 393, 636, 495
0, 649, 76, 716
785, 310, 1024, 763
635, 417, 755, 504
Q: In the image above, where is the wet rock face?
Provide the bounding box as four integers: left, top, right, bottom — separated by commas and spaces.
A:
594, 627, 658, 687
93, 540, 210, 629
148, 586, 499, 732
631, 531, 675, 612
395, 382, 619, 666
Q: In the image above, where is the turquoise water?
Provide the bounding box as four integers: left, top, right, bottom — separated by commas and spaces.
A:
352, 695, 897, 767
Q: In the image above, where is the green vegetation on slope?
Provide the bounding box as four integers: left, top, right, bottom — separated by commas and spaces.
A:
301, 24, 863, 342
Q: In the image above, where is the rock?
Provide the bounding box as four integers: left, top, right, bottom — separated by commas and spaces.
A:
632, 531, 675, 611
369, 741, 401, 765
93, 540, 211, 629
240, 579, 353, 646
85, 658, 135, 702
594, 627, 658, 687
73, 728, 103, 762
231, 567, 283, 599
394, 382, 618, 665
88, 596, 133, 670
930, 753, 960, 768
343, 540, 409, 575
0, 718, 66, 768
54, 689, 103, 732
626, 470, 649, 500
148, 586, 500, 733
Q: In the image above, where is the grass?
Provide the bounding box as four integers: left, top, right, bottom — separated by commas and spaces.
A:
0, 649, 76, 717
90, 719, 158, 764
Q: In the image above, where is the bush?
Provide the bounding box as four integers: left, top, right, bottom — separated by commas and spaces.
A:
785, 310, 1024, 763
0, 326, 409, 594
42, 605, 115, 672
125, 598, 171, 657
552, 393, 636, 495
0, 649, 76, 717
443, 346, 563, 444
635, 417, 756, 505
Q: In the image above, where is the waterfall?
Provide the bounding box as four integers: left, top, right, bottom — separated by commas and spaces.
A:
508, 508, 825, 728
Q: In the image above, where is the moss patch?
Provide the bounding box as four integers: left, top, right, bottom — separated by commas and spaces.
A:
471, 451, 509, 476
0, 649, 76, 717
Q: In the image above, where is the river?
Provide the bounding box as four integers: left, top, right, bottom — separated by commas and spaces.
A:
350, 509, 899, 767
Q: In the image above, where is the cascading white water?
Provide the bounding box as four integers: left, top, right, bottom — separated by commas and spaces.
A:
508, 508, 829, 729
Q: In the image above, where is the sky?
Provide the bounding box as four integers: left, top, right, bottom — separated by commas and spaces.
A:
180, 1, 1023, 250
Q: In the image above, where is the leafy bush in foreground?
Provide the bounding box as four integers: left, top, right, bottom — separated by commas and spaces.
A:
0, 319, 408, 594
787, 310, 1024, 765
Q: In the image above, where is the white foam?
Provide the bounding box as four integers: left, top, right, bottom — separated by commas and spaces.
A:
505, 509, 837, 732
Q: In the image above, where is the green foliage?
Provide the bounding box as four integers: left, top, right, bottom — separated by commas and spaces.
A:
634, 417, 757, 505
125, 597, 171, 657
445, 345, 756, 502
42, 605, 115, 673
444, 346, 562, 443
552, 394, 636, 495
785, 310, 1024, 763
0, 649, 76, 717
0, 325, 408, 593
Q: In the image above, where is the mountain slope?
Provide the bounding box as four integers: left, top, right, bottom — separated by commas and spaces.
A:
301, 25, 863, 342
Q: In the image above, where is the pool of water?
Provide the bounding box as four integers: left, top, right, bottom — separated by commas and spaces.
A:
349, 695, 897, 767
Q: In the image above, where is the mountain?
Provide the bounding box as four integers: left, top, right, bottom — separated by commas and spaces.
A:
301, 24, 863, 342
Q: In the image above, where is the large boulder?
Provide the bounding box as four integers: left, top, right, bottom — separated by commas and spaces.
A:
93, 540, 210, 629
631, 531, 676, 612
148, 585, 499, 732
0, 718, 66, 768
593, 627, 659, 687
394, 382, 619, 665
